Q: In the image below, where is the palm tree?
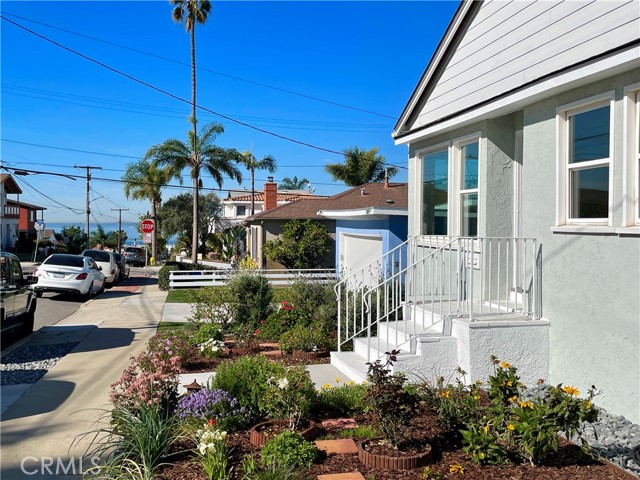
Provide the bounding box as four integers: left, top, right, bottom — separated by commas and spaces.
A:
325, 146, 397, 187
279, 175, 309, 190
238, 151, 277, 215
170, 0, 211, 157
122, 159, 180, 260
145, 122, 242, 264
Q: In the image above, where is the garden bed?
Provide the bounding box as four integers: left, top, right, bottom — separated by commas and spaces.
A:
155, 410, 632, 480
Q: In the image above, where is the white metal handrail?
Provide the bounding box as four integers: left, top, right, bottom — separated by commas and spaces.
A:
335, 236, 541, 362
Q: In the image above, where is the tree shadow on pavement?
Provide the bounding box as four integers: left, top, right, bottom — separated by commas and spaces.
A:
1, 379, 75, 422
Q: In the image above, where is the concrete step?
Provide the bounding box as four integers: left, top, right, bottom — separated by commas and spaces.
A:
330, 351, 369, 383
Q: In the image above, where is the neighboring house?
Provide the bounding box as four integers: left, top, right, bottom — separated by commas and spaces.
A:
0, 174, 22, 250
222, 178, 325, 226
244, 196, 334, 270
331, 0, 640, 424
317, 181, 408, 287
8, 199, 47, 248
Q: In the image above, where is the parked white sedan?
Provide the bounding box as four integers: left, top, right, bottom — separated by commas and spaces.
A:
81, 249, 119, 286
33, 254, 106, 300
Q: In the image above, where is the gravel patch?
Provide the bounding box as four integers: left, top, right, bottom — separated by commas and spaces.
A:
1, 342, 79, 385
522, 384, 640, 477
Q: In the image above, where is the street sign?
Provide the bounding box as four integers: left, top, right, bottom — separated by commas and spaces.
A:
34, 220, 45, 231
140, 219, 155, 233
143, 232, 152, 244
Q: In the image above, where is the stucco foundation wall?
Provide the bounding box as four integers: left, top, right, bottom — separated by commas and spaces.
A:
522, 69, 640, 423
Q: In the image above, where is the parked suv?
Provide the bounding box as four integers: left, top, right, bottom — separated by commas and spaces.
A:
123, 246, 146, 267
0, 251, 38, 336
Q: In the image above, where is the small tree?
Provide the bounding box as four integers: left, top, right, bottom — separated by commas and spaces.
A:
263, 219, 331, 269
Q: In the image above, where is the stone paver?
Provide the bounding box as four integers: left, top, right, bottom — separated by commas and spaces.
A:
315, 438, 359, 455
317, 473, 365, 480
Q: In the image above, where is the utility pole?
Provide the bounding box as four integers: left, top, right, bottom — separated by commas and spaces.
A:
74, 165, 102, 249
111, 208, 129, 253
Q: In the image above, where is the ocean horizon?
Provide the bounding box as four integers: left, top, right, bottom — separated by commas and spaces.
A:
44, 222, 175, 246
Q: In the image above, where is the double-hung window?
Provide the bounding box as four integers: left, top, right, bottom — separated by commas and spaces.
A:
459, 140, 479, 237
557, 93, 614, 225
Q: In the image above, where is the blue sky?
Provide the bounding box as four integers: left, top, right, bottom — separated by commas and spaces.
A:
1, 1, 459, 227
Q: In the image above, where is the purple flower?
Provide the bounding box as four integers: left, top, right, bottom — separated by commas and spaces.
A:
177, 388, 248, 429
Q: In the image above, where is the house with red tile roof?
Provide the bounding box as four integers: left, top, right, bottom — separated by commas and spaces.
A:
245, 180, 408, 273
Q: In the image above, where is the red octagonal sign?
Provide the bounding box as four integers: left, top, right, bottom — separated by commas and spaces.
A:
140, 219, 155, 233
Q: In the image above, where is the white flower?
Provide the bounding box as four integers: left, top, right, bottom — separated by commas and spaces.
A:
277, 377, 289, 389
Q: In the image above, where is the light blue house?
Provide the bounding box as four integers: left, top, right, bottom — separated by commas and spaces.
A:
330, 0, 640, 424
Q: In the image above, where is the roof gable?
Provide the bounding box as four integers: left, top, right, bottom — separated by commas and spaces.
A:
0, 174, 22, 194
394, 0, 640, 139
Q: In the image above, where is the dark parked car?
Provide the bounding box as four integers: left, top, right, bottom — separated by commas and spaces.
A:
1, 251, 38, 335
113, 253, 130, 282
123, 246, 146, 267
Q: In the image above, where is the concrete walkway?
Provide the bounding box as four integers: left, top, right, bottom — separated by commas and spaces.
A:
1, 279, 166, 479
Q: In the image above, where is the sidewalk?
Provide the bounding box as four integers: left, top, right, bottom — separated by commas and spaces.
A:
1, 278, 167, 479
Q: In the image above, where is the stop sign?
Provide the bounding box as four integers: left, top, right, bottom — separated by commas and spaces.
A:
140, 219, 155, 233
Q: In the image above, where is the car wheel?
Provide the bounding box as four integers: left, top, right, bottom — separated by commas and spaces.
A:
85, 282, 94, 301
98, 282, 105, 295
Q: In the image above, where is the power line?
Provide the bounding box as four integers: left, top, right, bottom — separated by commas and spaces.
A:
11, 174, 84, 214
2, 11, 397, 120
4, 139, 141, 160
1, 15, 345, 156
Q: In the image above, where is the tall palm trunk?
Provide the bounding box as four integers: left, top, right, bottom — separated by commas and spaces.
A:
190, 24, 199, 264
151, 197, 158, 262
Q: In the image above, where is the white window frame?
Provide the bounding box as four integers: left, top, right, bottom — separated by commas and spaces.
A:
556, 91, 614, 227
622, 83, 640, 228
452, 134, 482, 237
415, 141, 451, 237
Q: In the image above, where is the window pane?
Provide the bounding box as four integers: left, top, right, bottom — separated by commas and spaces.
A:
570, 167, 609, 218
462, 141, 478, 190
461, 193, 478, 237
569, 105, 609, 163
423, 149, 448, 235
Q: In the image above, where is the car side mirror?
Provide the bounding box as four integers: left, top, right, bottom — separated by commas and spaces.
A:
25, 275, 38, 285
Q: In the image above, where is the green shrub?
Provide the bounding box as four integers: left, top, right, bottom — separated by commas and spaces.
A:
210, 355, 286, 420
261, 431, 318, 470
287, 278, 336, 325
191, 323, 223, 346
316, 382, 368, 417
262, 366, 317, 430
189, 286, 235, 327
461, 417, 509, 465
158, 265, 178, 291
228, 273, 273, 326
257, 302, 299, 341
278, 321, 332, 354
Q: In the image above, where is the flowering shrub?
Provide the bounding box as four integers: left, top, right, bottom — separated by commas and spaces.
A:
457, 357, 600, 466
262, 366, 316, 430
211, 355, 287, 420
109, 334, 187, 412
192, 323, 224, 345
231, 321, 260, 348
257, 301, 299, 341
365, 350, 420, 449
199, 338, 226, 358
195, 421, 229, 480
177, 388, 249, 431
188, 287, 235, 327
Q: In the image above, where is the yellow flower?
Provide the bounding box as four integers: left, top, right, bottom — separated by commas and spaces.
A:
500, 361, 511, 369
335, 377, 341, 383
562, 385, 580, 397
473, 394, 480, 401
441, 389, 450, 398
482, 424, 489, 434
449, 464, 465, 474
585, 400, 592, 410
475, 379, 483, 386
508, 395, 519, 403
323, 383, 331, 390
505, 380, 513, 387
518, 400, 533, 409
507, 424, 515, 431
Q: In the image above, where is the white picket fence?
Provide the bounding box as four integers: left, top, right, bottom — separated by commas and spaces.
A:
169, 268, 336, 288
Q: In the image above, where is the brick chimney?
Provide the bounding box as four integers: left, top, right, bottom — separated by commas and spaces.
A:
264, 176, 278, 211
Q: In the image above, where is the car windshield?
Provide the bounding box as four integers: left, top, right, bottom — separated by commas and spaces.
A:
125, 248, 143, 254
44, 255, 85, 268
83, 251, 111, 262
